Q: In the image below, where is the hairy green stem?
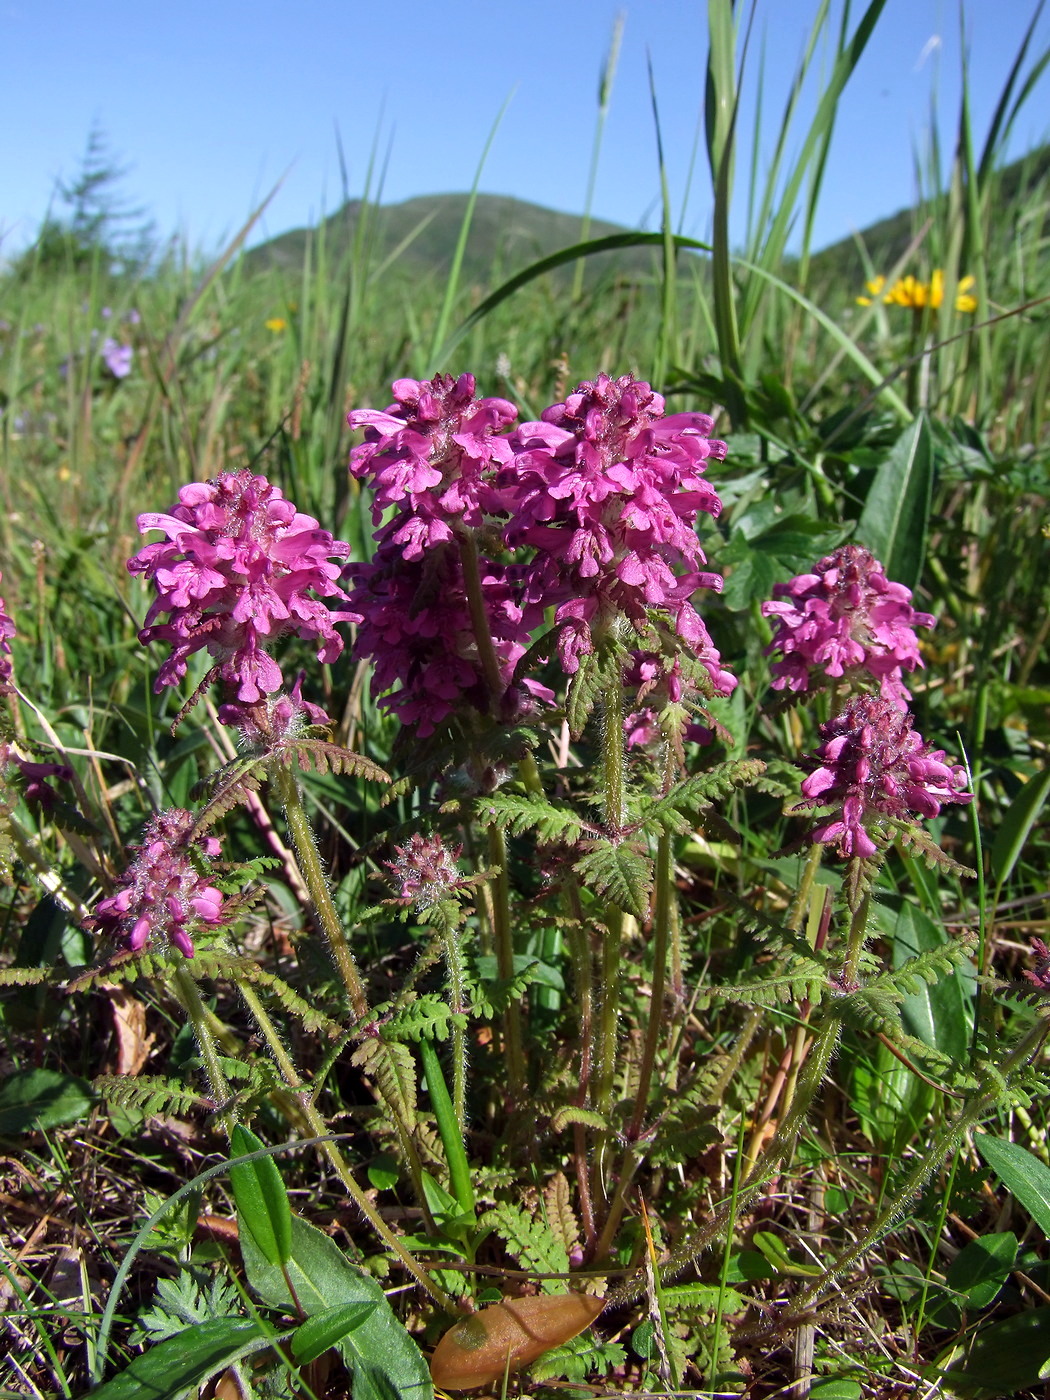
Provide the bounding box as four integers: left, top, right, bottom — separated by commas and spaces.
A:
440, 914, 469, 1128
841, 880, 871, 988
458, 529, 505, 710
594, 672, 628, 1120
273, 762, 368, 1020
629, 831, 673, 1138
172, 964, 234, 1135
593, 833, 676, 1257
794, 1015, 1050, 1316
487, 822, 525, 1100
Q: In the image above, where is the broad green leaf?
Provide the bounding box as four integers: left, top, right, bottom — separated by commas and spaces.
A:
230, 1124, 292, 1267
989, 767, 1050, 890
419, 1039, 475, 1216
292, 1302, 378, 1365
809, 1383, 863, 1400
941, 1307, 1050, 1393
975, 1135, 1050, 1238
0, 1068, 94, 1134
875, 896, 975, 1061
945, 1232, 1016, 1311
240, 1212, 433, 1400
89, 1316, 279, 1400
857, 414, 934, 590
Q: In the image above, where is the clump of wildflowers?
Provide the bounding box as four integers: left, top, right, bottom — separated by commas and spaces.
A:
89, 808, 227, 958
347, 374, 537, 735
129, 469, 358, 703
798, 694, 971, 859
349, 373, 517, 547
346, 372, 734, 735
762, 544, 934, 707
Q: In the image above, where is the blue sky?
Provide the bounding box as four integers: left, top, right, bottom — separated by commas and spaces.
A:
3, 1, 1049, 258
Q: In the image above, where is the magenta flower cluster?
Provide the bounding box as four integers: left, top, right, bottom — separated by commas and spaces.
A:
348, 375, 532, 735
90, 808, 226, 958
505, 374, 731, 682
129, 469, 358, 703
347, 372, 733, 735
798, 694, 970, 858
762, 544, 934, 707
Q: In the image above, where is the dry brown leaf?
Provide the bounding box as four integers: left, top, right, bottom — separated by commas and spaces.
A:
106, 985, 155, 1076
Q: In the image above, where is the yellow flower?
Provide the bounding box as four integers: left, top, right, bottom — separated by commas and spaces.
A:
856, 275, 887, 306
954, 275, 977, 313
265, 317, 287, 333
856, 269, 977, 312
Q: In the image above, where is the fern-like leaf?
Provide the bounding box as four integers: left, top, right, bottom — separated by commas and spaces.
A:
351, 1037, 418, 1136
482, 791, 588, 846
549, 1105, 609, 1134
697, 959, 829, 1011
0, 965, 54, 988
376, 995, 467, 1043
276, 739, 389, 785
649, 760, 768, 832
574, 840, 653, 921
94, 1073, 208, 1117
566, 653, 602, 739
543, 1171, 581, 1263
193, 758, 266, 829
479, 1200, 569, 1284
891, 821, 976, 878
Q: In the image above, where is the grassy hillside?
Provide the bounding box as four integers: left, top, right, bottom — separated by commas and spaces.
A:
248, 190, 662, 285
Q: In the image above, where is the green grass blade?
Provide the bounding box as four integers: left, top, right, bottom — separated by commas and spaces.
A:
426, 91, 514, 371
431, 230, 711, 369
989, 766, 1050, 894
419, 1036, 475, 1217
856, 414, 934, 590
572, 10, 625, 303
647, 52, 678, 386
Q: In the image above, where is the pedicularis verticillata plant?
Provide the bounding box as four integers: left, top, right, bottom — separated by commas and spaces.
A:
45, 372, 1046, 1393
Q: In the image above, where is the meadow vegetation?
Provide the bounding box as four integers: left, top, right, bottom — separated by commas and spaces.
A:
1, 3, 1050, 1397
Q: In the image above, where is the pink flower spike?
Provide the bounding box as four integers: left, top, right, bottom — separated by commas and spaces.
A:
504, 373, 732, 685
798, 695, 971, 859
88, 808, 230, 959
762, 544, 935, 707
129, 470, 359, 701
